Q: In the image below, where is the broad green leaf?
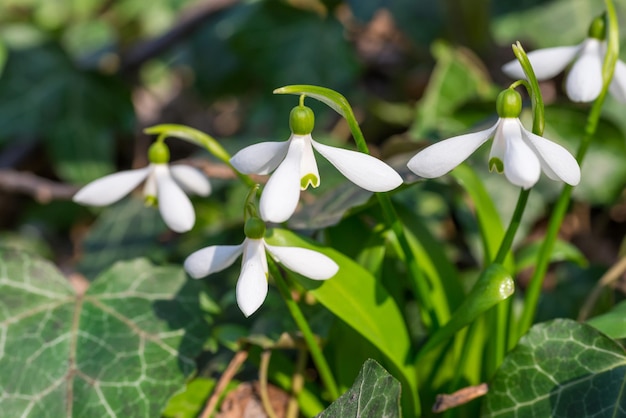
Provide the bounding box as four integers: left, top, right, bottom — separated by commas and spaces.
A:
316, 359, 401, 418
0, 251, 210, 417
450, 164, 511, 269
76, 199, 169, 280
482, 319, 626, 417
395, 203, 463, 312
515, 239, 588, 274
0, 44, 133, 184
265, 228, 419, 416
587, 300, 626, 339
417, 264, 513, 358
410, 41, 496, 138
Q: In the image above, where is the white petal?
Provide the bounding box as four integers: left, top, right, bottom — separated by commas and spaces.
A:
236, 239, 269, 317
230, 141, 290, 175
259, 139, 303, 223
265, 243, 338, 280
311, 140, 403, 192
520, 124, 581, 186
489, 122, 507, 162
73, 167, 151, 206
501, 120, 541, 189
502, 45, 581, 80
184, 243, 244, 278
566, 39, 603, 102
170, 164, 211, 196
609, 59, 626, 103
407, 124, 497, 178
298, 135, 320, 189
154, 164, 195, 232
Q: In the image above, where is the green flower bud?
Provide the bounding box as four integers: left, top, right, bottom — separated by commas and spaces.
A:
289, 105, 315, 135
496, 89, 522, 118
244, 217, 266, 239
148, 142, 170, 164
588, 15, 606, 40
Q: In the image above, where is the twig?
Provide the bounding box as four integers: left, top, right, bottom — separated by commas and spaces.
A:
200, 349, 249, 418
259, 350, 279, 418
0, 169, 78, 202
286, 347, 307, 418
432, 383, 489, 413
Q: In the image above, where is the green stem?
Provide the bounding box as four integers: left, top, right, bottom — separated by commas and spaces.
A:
518, 0, 619, 337
478, 187, 529, 377
269, 261, 340, 400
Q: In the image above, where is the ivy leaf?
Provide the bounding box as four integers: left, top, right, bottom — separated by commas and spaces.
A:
0, 250, 210, 417
482, 318, 626, 417
316, 359, 401, 418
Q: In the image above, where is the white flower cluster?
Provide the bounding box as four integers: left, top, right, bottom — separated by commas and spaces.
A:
77, 14, 626, 315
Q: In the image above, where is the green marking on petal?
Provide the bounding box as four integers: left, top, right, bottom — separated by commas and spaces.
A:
489, 158, 504, 173
301, 174, 320, 190
144, 195, 158, 207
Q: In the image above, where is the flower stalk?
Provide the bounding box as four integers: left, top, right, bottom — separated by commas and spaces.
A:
518, 0, 619, 338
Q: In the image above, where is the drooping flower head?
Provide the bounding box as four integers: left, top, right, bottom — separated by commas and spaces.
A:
73, 141, 211, 232
502, 14, 626, 103
184, 215, 338, 317
230, 100, 403, 223
407, 88, 581, 189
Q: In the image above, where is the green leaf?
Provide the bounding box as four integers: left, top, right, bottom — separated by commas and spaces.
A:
587, 300, 626, 339
0, 44, 133, 183
450, 164, 511, 269
410, 41, 496, 138
0, 251, 210, 417
482, 319, 626, 417
417, 264, 513, 358
162, 378, 216, 418
542, 105, 626, 204
515, 239, 588, 274
316, 359, 401, 418
76, 199, 169, 280
265, 228, 419, 415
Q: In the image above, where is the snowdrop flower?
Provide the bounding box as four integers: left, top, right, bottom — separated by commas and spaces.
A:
407, 88, 581, 189
230, 103, 403, 223
73, 142, 210, 232
502, 15, 626, 103
184, 217, 338, 317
